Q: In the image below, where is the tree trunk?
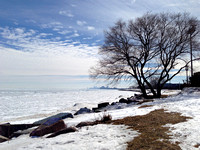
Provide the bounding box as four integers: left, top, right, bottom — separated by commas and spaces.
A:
137, 82, 147, 98
156, 88, 162, 98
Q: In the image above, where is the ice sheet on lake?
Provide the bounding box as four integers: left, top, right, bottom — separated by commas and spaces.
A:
0, 89, 137, 123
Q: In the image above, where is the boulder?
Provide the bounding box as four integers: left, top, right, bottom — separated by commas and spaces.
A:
11, 126, 36, 138
134, 94, 143, 99
43, 118, 61, 126
47, 127, 77, 138
111, 102, 117, 105
119, 97, 139, 104
33, 113, 73, 125
98, 102, 109, 109
74, 107, 92, 115
0, 123, 11, 138
119, 98, 128, 103
0, 123, 37, 139
128, 96, 140, 102
30, 120, 66, 137
109, 104, 122, 109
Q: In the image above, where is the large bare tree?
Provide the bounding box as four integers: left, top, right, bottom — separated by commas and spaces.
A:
90, 13, 200, 98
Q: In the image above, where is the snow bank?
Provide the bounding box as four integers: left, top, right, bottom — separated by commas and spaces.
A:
0, 124, 138, 150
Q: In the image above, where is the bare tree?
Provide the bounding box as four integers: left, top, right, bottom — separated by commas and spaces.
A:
90, 13, 200, 98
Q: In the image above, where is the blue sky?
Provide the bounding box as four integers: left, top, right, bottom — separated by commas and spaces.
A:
0, 0, 200, 88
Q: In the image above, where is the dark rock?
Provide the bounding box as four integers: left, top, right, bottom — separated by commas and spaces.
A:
127, 96, 136, 101
10, 132, 22, 138
0, 123, 10, 138
47, 127, 77, 138
119, 98, 128, 103
134, 94, 143, 99
11, 126, 36, 138
74, 107, 92, 115
116, 106, 122, 109
98, 102, 109, 109
111, 102, 117, 105
127, 97, 139, 104
33, 113, 73, 125
43, 118, 61, 126
119, 96, 140, 104
128, 96, 141, 101
0, 123, 37, 139
30, 120, 66, 137
76, 121, 98, 128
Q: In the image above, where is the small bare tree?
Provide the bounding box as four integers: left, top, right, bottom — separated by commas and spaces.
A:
90, 13, 200, 98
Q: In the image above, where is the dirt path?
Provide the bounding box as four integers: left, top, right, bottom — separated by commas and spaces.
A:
109, 109, 191, 150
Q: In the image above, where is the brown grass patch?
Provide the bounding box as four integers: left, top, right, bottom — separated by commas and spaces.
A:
76, 113, 112, 128
138, 105, 153, 109
160, 94, 170, 98
194, 143, 200, 148
109, 109, 191, 150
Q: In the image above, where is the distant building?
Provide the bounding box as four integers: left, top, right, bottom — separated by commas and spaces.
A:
163, 83, 182, 89
190, 72, 200, 87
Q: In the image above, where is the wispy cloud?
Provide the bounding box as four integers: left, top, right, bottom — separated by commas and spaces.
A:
0, 27, 36, 40
77, 20, 87, 26
59, 10, 74, 17
0, 26, 98, 75
1, 0, 200, 76
58, 30, 71, 35
87, 26, 95, 31
41, 22, 63, 31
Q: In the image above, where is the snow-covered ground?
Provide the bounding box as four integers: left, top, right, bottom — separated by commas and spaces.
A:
153, 88, 200, 150
0, 124, 138, 150
1, 88, 200, 150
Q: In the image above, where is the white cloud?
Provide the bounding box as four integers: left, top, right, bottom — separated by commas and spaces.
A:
58, 30, 71, 35
59, 10, 74, 17
14, 22, 19, 25
25, 19, 37, 24
77, 20, 87, 26
66, 33, 80, 39
0, 47, 97, 75
71, 4, 76, 7
41, 22, 63, 30
37, 33, 53, 38
130, 0, 136, 4
0, 27, 36, 40
0, 27, 98, 75
40, 21, 70, 34
87, 26, 95, 30
83, 37, 93, 40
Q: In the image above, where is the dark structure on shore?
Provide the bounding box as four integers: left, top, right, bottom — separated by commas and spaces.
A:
163, 83, 182, 89
190, 72, 200, 87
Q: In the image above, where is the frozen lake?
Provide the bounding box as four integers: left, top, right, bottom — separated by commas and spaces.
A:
0, 89, 137, 123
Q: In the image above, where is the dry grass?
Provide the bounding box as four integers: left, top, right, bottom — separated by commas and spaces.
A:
100, 113, 112, 123
160, 94, 170, 98
76, 113, 112, 128
109, 109, 191, 150
138, 105, 153, 109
